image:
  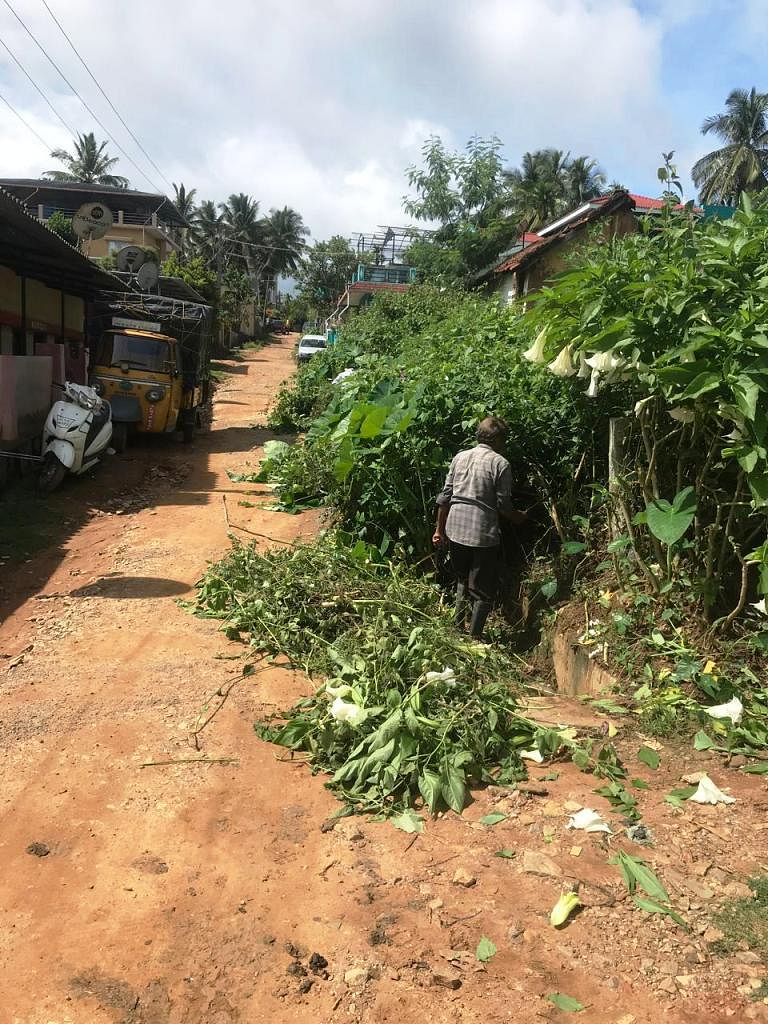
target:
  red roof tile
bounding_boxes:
[630,193,703,214]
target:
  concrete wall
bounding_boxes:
[0,354,52,443]
[0,264,87,445]
[64,294,84,339]
[88,224,176,262]
[0,266,21,326]
[26,279,61,333]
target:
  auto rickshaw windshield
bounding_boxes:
[97,333,171,372]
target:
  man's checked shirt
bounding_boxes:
[436,443,513,548]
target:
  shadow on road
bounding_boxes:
[69,575,190,599]
[0,351,294,623]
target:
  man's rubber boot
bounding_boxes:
[454,582,470,628]
[470,599,492,640]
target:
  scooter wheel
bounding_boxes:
[37,453,67,494]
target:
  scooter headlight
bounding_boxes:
[92,379,105,396]
[145,387,165,403]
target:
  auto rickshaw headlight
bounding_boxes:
[146,387,165,403]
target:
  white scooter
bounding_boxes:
[38,382,114,493]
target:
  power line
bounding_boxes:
[229,236,308,254]
[0,34,75,136]
[39,0,173,191]
[0,86,53,150]
[2,0,163,193]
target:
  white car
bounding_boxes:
[297,334,327,362]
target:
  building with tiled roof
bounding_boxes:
[477,190,705,304]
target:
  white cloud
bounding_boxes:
[0,0,739,233]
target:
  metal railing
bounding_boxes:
[352,263,416,285]
[32,205,175,233]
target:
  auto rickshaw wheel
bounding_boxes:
[111,422,128,453]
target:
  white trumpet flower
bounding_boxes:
[425,667,456,683]
[520,748,544,763]
[567,808,612,834]
[576,352,591,379]
[330,697,365,726]
[704,696,743,725]
[523,327,548,364]
[689,775,736,805]
[585,350,620,373]
[548,345,576,377]
[634,396,653,417]
[586,370,601,398]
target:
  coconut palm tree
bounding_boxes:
[170,183,197,255]
[505,149,606,229]
[172,182,197,219]
[692,87,768,204]
[44,132,128,187]
[505,149,570,230]
[220,192,264,290]
[191,199,227,267]
[563,156,606,207]
[261,206,310,277]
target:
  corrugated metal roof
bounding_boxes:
[0,178,188,227]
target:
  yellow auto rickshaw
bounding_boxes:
[89,296,211,451]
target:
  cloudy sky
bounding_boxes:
[0,0,765,240]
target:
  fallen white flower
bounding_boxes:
[523,327,548,364]
[689,775,736,805]
[548,345,576,378]
[332,368,356,385]
[751,598,767,616]
[669,406,695,423]
[567,808,613,834]
[704,696,744,725]
[330,697,365,726]
[425,667,456,683]
[520,749,544,763]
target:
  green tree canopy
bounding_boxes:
[160,252,216,301]
[296,236,358,314]
[403,135,521,283]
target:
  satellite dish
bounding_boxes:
[116,245,146,272]
[136,261,159,291]
[72,202,113,240]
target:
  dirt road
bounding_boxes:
[1,336,765,1024]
